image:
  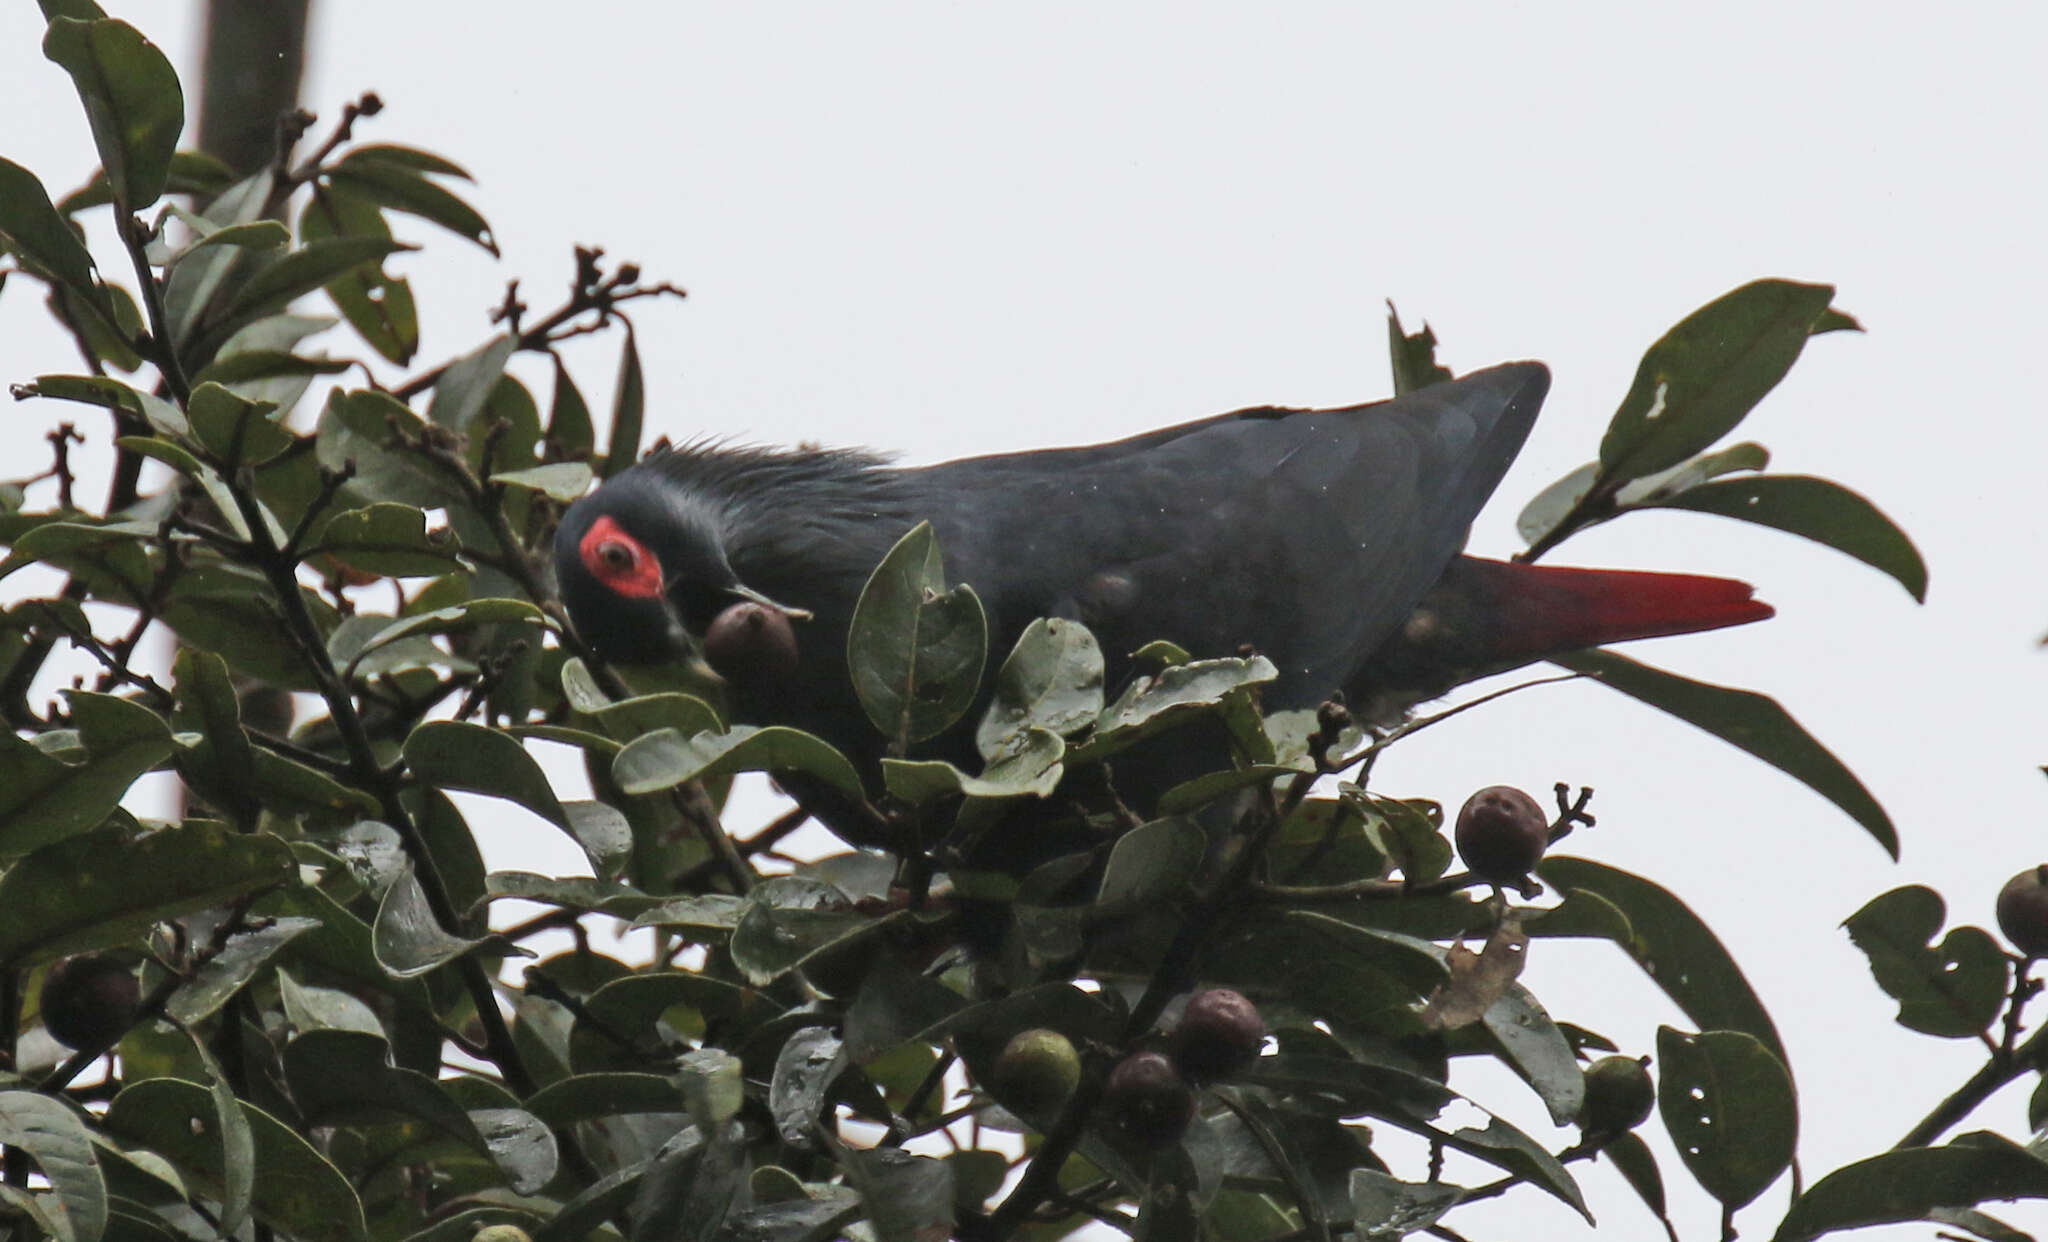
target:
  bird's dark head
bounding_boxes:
[555,464,771,668]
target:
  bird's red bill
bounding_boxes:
[579,514,664,598]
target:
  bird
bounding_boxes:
[553,362,1772,834]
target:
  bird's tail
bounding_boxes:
[1435,556,1774,666]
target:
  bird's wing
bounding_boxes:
[913,362,1550,705]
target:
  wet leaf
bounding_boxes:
[0,1090,105,1242]
[104,1079,366,1242]
[975,616,1105,759]
[371,863,486,978]
[848,522,988,749]
[614,724,865,804]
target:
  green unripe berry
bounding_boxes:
[1578,1054,1655,1136]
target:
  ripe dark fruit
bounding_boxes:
[703,601,800,683]
[992,1028,1082,1116]
[1170,988,1265,1081]
[1996,866,2048,957]
[1455,785,1550,882]
[39,955,141,1051]
[1103,1050,1195,1150]
[1578,1054,1656,1136]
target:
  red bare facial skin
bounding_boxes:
[578,514,664,599]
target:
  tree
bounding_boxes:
[0,8,2042,1242]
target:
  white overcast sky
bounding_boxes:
[3,4,2047,1239]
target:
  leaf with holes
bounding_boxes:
[1656,1026,1796,1210]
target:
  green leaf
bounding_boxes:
[168,218,289,260]
[164,917,320,1025]
[729,878,869,987]
[1349,1167,1462,1240]
[525,1073,684,1130]
[0,518,155,605]
[582,689,724,743]
[1536,856,1786,1065]
[315,388,466,510]
[426,334,513,432]
[1237,1055,1588,1219]
[842,1146,954,1242]
[1386,302,1453,396]
[882,727,1064,803]
[1599,279,1848,483]
[187,382,291,467]
[118,435,259,541]
[276,968,385,1038]
[1516,442,1769,546]
[55,280,143,371]
[1094,817,1206,911]
[1603,1132,1674,1232]
[193,347,349,387]
[0,820,295,965]
[1552,648,1897,857]
[1076,653,1279,760]
[1655,1026,1796,1210]
[18,373,186,438]
[1775,1135,2048,1242]
[338,599,544,676]
[281,1028,487,1148]
[615,724,866,804]
[1652,473,1927,602]
[401,719,568,828]
[485,872,663,920]
[218,236,413,328]
[327,159,497,254]
[974,616,1105,760]
[601,327,644,479]
[847,522,988,748]
[0,690,174,858]
[490,461,593,502]
[0,1091,105,1242]
[0,157,106,313]
[1345,789,1451,884]
[334,144,472,178]
[58,148,233,214]
[169,648,256,819]
[160,564,334,691]
[546,356,594,457]
[298,181,417,364]
[104,1079,367,1242]
[42,18,184,210]
[161,168,273,346]
[176,1022,255,1239]
[372,863,487,978]
[308,503,464,577]
[1842,886,2007,1038]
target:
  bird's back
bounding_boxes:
[902,362,1550,706]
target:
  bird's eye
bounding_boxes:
[596,539,637,573]
[577,515,664,599]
